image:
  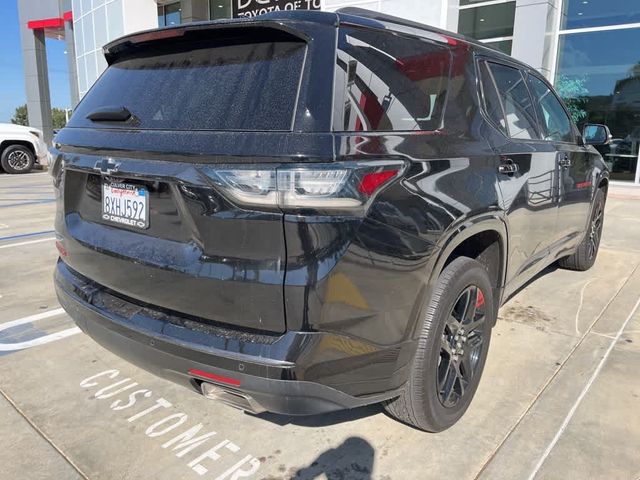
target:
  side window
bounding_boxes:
[527,74,575,143]
[486,62,539,140]
[334,28,451,132]
[479,61,507,136]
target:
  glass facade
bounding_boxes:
[459,0,495,5]
[157,1,232,26]
[157,2,181,27]
[72,0,125,98]
[556,4,640,184]
[458,1,515,55]
[561,0,640,30]
[458,2,516,39]
[209,0,232,20]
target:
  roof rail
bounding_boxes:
[335,7,523,62]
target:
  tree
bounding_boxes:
[11,104,28,126]
[52,108,67,129]
[10,104,68,129]
[555,75,589,123]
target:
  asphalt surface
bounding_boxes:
[1,170,639,480]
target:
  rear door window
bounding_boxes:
[484,62,540,140]
[334,27,451,132]
[527,74,576,143]
[479,61,508,136]
[69,39,307,131]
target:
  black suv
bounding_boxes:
[52,8,610,432]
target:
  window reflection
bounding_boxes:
[335,28,451,132]
[482,39,512,56]
[70,40,306,131]
[479,62,508,135]
[487,62,539,140]
[527,74,575,143]
[556,28,640,182]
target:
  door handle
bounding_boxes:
[498,159,519,175]
[559,155,572,168]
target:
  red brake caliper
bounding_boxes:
[475,289,485,308]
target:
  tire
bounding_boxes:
[558,188,605,272]
[1,144,35,174]
[385,257,495,432]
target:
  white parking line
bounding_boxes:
[0,237,55,249]
[0,308,81,352]
[0,172,50,180]
[528,295,640,479]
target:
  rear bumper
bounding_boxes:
[35,140,50,165]
[55,260,403,415]
[36,150,51,166]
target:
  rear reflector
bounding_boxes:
[188,368,241,387]
[55,240,68,257]
[358,170,398,195]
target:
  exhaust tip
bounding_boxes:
[200,382,266,414]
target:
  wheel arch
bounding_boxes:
[428,214,508,322]
[597,175,609,193]
[0,139,37,158]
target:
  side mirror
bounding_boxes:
[583,124,611,146]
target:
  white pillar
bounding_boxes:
[511,0,562,80]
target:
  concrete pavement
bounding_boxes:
[1,171,639,479]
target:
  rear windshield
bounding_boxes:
[69,39,306,131]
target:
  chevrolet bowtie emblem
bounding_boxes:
[94,158,121,175]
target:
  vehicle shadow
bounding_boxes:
[288,436,374,480]
[251,403,383,427]
[502,263,559,304]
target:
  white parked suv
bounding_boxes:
[0,123,50,174]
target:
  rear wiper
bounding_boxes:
[86,106,133,122]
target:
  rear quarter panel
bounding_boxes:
[282,40,505,393]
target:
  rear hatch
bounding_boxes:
[53,17,338,334]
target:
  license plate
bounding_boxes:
[102,181,149,229]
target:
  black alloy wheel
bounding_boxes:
[586,199,603,261]
[559,187,606,271]
[384,257,496,432]
[438,285,487,408]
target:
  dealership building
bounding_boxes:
[17,0,640,185]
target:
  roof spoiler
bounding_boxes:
[102,18,315,65]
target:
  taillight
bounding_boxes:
[214,169,278,207]
[205,161,405,212]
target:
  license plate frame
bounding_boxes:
[101,180,149,229]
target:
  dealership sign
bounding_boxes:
[233,0,321,17]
